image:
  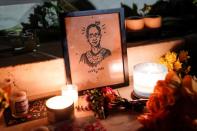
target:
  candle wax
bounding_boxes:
[46,96,73,110]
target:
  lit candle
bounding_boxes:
[45,96,74,123]
[61,84,78,102]
[133,62,167,98]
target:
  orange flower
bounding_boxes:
[147,80,177,113]
[165,71,181,86]
[174,59,182,71]
[182,75,197,100]
[179,50,190,62]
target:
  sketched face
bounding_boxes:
[87,26,101,47]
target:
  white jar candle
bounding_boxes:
[46,96,74,123]
[133,62,167,98]
[10,91,29,118]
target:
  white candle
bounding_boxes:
[45,96,74,123]
[46,96,73,110]
[61,84,78,102]
[133,62,167,98]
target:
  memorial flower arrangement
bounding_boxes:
[76,49,196,131]
[137,50,196,130]
[138,71,197,130]
[80,87,145,119]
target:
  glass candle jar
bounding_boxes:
[46,96,74,123]
[133,62,167,98]
[10,90,29,118]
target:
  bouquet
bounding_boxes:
[138,71,197,130]
[80,87,145,119]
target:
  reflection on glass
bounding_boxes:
[110,61,123,73]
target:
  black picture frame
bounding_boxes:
[60,8,129,92]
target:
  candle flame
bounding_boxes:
[62,85,78,102]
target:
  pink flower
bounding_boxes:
[102,87,117,103]
[102,87,115,95]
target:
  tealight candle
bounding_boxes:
[45,96,74,123]
[61,84,78,102]
[133,62,167,98]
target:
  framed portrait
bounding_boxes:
[60,8,129,92]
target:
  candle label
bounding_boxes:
[15,100,29,113]
[10,91,29,118]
